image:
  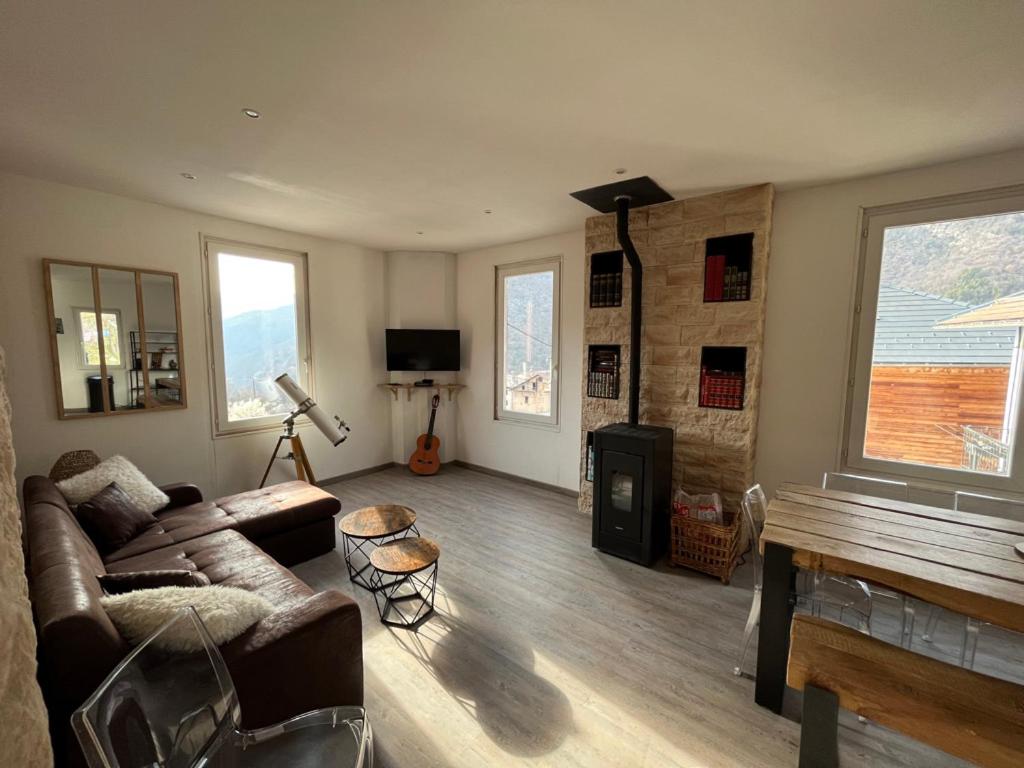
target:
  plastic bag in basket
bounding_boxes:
[672,489,723,525]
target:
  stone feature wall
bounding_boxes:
[579,184,773,516]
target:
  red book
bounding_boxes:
[712,254,726,301]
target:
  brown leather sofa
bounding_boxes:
[23,475,363,768]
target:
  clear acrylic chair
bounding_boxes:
[921,490,1024,667]
[72,607,373,768]
[822,471,916,648]
[733,484,871,677]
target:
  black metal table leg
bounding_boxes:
[755,542,796,713]
[342,524,421,592]
[371,561,438,630]
[799,685,840,768]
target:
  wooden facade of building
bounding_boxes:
[864,365,1010,470]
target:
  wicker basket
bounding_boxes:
[670,509,743,584]
[49,450,101,482]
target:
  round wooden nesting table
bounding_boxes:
[338,505,419,591]
[369,537,441,629]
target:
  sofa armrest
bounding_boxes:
[159,483,203,509]
[221,590,363,728]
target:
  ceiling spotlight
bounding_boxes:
[180,172,197,180]
[416,231,424,235]
[615,168,627,175]
[242,108,261,119]
[483,209,493,214]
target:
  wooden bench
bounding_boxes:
[787,615,1024,768]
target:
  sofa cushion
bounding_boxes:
[56,455,169,514]
[102,481,341,563]
[75,482,158,555]
[103,501,236,563]
[213,481,341,539]
[105,529,315,609]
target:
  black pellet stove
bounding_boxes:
[571,177,674,567]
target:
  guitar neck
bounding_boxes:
[426,407,437,439]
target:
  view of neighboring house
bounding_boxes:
[865,286,1020,473]
[506,371,552,414]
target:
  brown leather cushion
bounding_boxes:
[104,501,236,563]
[98,570,211,594]
[102,481,341,563]
[105,529,315,609]
[213,481,341,539]
[75,483,158,555]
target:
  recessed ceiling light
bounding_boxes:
[416,231,424,235]
[242,108,261,119]
[180,172,197,180]
[615,168,627,175]
[483,209,493,214]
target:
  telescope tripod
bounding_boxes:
[259,416,316,488]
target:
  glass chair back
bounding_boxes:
[823,471,908,502]
[954,490,1024,522]
[72,607,240,768]
[741,484,768,588]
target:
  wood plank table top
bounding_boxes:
[339,504,417,538]
[766,483,1024,633]
[370,537,440,575]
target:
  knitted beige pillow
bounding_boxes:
[101,585,274,651]
[57,455,169,514]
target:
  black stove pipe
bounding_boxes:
[615,194,641,425]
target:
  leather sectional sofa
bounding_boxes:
[22,475,362,768]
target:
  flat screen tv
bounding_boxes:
[386,329,461,371]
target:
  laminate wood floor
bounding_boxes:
[294,465,993,768]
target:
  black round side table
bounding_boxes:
[338,505,418,591]
[369,537,440,630]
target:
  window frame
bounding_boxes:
[202,236,313,437]
[494,256,561,428]
[74,306,124,369]
[842,184,1024,494]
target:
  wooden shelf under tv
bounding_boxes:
[379,383,466,402]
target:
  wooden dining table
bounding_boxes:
[754,482,1024,713]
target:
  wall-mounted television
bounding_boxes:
[386,329,461,371]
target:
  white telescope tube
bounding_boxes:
[274,373,348,446]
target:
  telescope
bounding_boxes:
[259,373,350,487]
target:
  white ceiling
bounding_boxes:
[2,1,1023,252]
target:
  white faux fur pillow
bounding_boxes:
[101,585,274,651]
[56,455,169,514]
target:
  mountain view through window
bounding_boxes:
[217,253,300,422]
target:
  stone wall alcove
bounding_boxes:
[579,183,774,516]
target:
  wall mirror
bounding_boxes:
[44,259,186,418]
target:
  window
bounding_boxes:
[495,258,560,425]
[844,186,1024,491]
[75,308,122,367]
[204,238,310,434]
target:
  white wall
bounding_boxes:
[455,230,584,491]
[757,147,1024,497]
[384,251,459,464]
[0,172,391,497]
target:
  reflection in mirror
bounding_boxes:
[48,263,102,417]
[139,273,184,409]
[45,260,186,418]
[97,269,138,411]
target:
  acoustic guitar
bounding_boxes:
[409,394,442,475]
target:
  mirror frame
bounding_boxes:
[43,258,187,419]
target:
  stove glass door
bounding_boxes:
[600,450,644,541]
